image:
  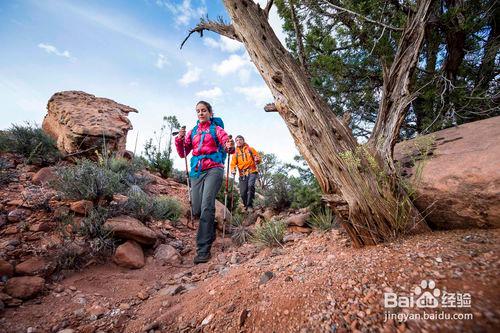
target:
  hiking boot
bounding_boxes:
[193,253,211,264]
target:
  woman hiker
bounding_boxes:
[230,135,261,212]
[175,101,234,264]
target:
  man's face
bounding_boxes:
[236,137,245,147]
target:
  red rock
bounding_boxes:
[15,257,52,276]
[113,241,145,269]
[154,244,182,265]
[31,167,56,185]
[0,259,14,277]
[3,225,18,235]
[69,200,93,215]
[42,91,137,157]
[285,212,311,227]
[394,116,500,229]
[4,276,45,299]
[103,215,157,245]
[287,226,312,234]
[215,200,231,228]
[29,221,52,232]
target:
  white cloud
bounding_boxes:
[212,54,252,76]
[155,53,168,69]
[196,87,223,99]
[38,43,74,60]
[178,62,202,86]
[156,0,207,26]
[234,85,273,107]
[203,36,243,53]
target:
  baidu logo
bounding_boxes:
[384,279,471,309]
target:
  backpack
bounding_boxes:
[189,117,227,178]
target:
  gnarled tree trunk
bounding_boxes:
[183,0,434,247]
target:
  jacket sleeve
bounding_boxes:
[175,130,193,158]
[251,147,261,164]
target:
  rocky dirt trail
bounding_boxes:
[2,227,498,333]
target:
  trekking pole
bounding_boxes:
[229,172,235,223]
[222,135,232,250]
[174,126,194,228]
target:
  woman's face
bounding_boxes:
[196,103,212,122]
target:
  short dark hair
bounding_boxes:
[196,101,213,114]
[235,135,244,140]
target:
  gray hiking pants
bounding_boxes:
[191,167,224,255]
[239,172,258,208]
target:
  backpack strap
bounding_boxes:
[188,121,226,178]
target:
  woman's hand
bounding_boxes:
[225,138,234,150]
[177,127,186,139]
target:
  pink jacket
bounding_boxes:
[175,121,233,172]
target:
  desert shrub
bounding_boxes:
[252,220,286,247]
[53,159,125,203]
[153,196,182,221]
[230,213,252,246]
[310,208,337,232]
[122,189,182,222]
[0,123,60,165]
[79,206,116,256]
[55,244,86,270]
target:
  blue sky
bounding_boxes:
[0,0,298,169]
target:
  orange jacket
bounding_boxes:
[230,144,261,175]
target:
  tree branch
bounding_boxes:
[180,17,240,49]
[323,0,404,31]
[289,0,308,72]
[264,0,274,18]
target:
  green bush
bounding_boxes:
[263,173,292,211]
[144,138,173,178]
[0,123,60,165]
[122,189,182,222]
[53,159,125,203]
[252,220,286,247]
[310,208,337,232]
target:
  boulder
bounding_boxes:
[69,200,93,215]
[394,116,500,229]
[4,276,45,299]
[215,200,231,229]
[154,244,182,265]
[32,167,56,185]
[103,215,157,245]
[15,257,53,276]
[113,241,145,269]
[42,91,137,157]
[285,212,310,227]
[0,259,14,277]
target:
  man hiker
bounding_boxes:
[230,135,261,212]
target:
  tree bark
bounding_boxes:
[190,0,433,246]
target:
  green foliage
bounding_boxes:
[171,168,188,184]
[310,208,337,232]
[122,188,182,222]
[143,115,180,178]
[252,220,286,248]
[263,173,292,211]
[230,213,252,246]
[53,159,125,202]
[274,0,499,139]
[0,123,60,165]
